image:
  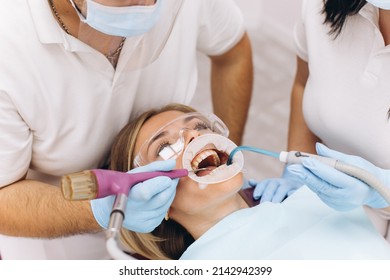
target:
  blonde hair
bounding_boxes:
[109,103,197,260]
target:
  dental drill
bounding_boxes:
[61,168,199,259]
[227,146,390,204]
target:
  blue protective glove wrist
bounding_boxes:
[90,159,178,233]
[287,143,390,211]
[249,165,304,203]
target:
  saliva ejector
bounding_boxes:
[227,146,390,205]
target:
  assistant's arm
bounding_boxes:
[249,57,315,203]
[0,180,101,238]
[288,56,320,153]
[209,32,253,145]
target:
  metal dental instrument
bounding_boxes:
[227,146,390,204]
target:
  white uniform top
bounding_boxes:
[0,0,245,259]
[294,0,390,241]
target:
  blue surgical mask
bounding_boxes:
[69,0,162,37]
[366,0,390,10]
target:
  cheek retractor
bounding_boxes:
[182,134,244,186]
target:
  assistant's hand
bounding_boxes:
[249,165,303,203]
[90,159,178,233]
[287,143,390,211]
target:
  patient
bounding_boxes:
[109,103,390,260]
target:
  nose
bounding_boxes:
[180,129,201,145]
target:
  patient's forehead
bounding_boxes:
[134,110,186,153]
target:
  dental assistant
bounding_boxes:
[0,0,253,259]
[255,0,390,241]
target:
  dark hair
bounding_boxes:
[322,0,367,37]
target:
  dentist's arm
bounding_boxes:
[0,160,178,238]
[210,33,253,146]
[0,180,101,238]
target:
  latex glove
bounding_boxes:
[287,143,390,211]
[249,165,304,203]
[90,159,178,233]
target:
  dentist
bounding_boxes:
[0,0,252,259]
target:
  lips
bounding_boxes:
[191,148,229,176]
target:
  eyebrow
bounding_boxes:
[148,115,199,144]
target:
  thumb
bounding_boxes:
[129,159,176,174]
[130,176,176,201]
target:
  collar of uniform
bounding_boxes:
[28,0,64,44]
[28,0,90,54]
[359,3,380,29]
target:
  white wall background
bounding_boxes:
[191,0,303,180]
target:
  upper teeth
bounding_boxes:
[191,149,220,170]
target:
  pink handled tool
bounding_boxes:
[61,168,189,201]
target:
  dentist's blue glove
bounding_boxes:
[90,159,178,233]
[249,165,304,203]
[287,143,390,211]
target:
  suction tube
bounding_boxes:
[227,146,279,165]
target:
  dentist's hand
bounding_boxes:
[287,143,390,211]
[90,159,178,233]
[249,165,303,203]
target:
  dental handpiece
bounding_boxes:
[228,146,390,204]
[61,168,190,201]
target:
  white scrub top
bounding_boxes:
[0,0,245,259]
[295,0,390,168]
[294,0,390,241]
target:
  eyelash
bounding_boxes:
[154,121,212,157]
[192,121,211,131]
[155,141,171,157]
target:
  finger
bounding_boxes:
[302,157,363,190]
[252,180,270,199]
[124,212,165,233]
[259,182,278,203]
[270,185,289,203]
[315,143,355,163]
[248,179,258,187]
[129,159,176,173]
[141,182,177,210]
[130,177,177,201]
[125,193,176,232]
[287,164,337,195]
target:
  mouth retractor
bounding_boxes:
[182,134,244,185]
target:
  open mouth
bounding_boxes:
[182,134,244,185]
[191,148,229,177]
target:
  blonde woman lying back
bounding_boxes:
[107,103,390,260]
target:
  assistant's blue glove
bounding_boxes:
[287,143,390,211]
[90,159,178,233]
[249,165,304,203]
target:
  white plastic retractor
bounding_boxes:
[182,134,244,185]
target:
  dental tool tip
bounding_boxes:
[189,168,210,172]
